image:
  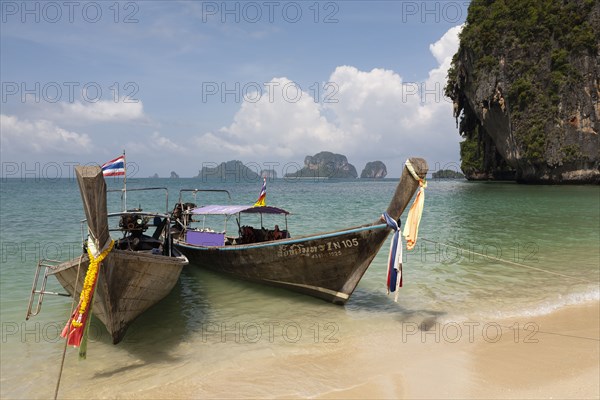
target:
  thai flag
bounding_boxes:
[253,177,266,207]
[101,156,125,176]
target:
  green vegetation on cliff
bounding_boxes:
[446,0,599,183]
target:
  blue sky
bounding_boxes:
[1,1,468,178]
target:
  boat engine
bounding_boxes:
[119,213,148,234]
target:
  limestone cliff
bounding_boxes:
[360,161,387,179]
[285,151,358,179]
[446,0,599,183]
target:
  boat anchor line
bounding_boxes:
[55,254,85,400]
[421,238,594,284]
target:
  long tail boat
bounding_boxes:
[26,166,188,344]
[172,158,427,304]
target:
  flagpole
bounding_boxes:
[123,149,127,212]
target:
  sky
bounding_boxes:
[1,1,469,178]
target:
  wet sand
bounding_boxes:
[319,301,600,399]
[126,301,599,399]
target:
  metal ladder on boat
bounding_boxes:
[25,259,71,320]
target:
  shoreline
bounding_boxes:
[467,301,600,399]
[318,300,600,399]
[119,300,599,399]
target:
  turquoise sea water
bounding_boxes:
[1,177,599,398]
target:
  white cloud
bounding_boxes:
[430,25,463,66]
[190,25,463,174]
[194,77,345,160]
[325,66,412,144]
[148,132,185,152]
[125,131,186,154]
[0,114,92,155]
[426,25,463,102]
[60,99,145,122]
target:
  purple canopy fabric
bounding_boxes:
[190,205,290,215]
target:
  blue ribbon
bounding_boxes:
[383,212,401,293]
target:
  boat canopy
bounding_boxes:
[190,205,290,216]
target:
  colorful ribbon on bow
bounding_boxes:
[383,212,402,302]
[62,239,114,351]
[403,159,426,250]
[382,160,427,302]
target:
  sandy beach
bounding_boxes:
[120,301,599,399]
[318,301,600,399]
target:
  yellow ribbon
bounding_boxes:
[402,160,426,250]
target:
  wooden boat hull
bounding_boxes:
[174,157,428,305]
[175,223,390,304]
[50,249,187,344]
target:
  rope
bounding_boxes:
[405,159,427,188]
[54,252,84,400]
[421,238,592,284]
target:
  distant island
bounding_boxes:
[193,155,389,180]
[149,172,179,178]
[261,169,277,179]
[360,161,387,179]
[284,151,358,179]
[432,169,465,179]
[197,160,261,182]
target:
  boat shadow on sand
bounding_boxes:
[87,265,327,365]
[347,288,449,329]
[86,275,445,380]
[83,268,211,369]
